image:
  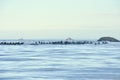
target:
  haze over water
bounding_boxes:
[0,0,120,39]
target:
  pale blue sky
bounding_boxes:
[0,0,120,39]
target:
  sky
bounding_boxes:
[0,0,120,40]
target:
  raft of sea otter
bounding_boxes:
[0,41,108,45]
[0,42,24,45]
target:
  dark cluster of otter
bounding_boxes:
[0,42,24,45]
[0,41,108,45]
[31,41,108,45]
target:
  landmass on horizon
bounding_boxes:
[0,37,119,45]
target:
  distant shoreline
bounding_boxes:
[0,37,119,45]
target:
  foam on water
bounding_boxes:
[0,43,120,80]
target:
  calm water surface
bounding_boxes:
[0,44,120,80]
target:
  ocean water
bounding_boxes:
[0,43,120,80]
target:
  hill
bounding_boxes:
[98,37,120,42]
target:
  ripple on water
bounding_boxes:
[0,44,120,80]
[0,57,38,61]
